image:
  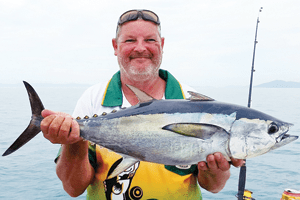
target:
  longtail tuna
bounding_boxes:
[2,81,298,178]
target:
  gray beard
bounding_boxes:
[118,59,162,82]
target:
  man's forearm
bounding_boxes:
[56,140,95,197]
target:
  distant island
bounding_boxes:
[256,80,300,88]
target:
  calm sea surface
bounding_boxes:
[0,85,299,200]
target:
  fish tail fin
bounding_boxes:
[2,81,45,156]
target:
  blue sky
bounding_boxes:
[0,0,299,87]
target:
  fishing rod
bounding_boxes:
[237,7,263,200]
[248,7,263,108]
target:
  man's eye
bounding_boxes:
[146,39,156,42]
[125,39,135,42]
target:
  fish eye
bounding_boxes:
[268,123,279,134]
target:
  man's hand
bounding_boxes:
[197,153,244,193]
[40,109,82,144]
[40,109,94,197]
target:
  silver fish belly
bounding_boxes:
[79,112,232,165]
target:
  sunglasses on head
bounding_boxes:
[116,9,160,33]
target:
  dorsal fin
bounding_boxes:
[187,91,215,101]
[126,84,155,103]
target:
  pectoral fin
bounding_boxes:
[107,155,140,179]
[162,123,228,139]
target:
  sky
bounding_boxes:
[0,0,299,87]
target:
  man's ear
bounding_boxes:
[161,37,165,49]
[160,37,165,54]
[112,38,118,56]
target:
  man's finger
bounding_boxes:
[231,158,245,167]
[40,115,56,135]
[214,153,230,171]
[48,116,65,137]
[68,120,82,144]
[41,109,56,118]
[58,117,73,140]
[198,161,208,171]
[206,154,218,170]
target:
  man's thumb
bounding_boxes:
[41,109,56,118]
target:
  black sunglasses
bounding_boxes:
[116,9,160,33]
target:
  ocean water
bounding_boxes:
[0,85,299,200]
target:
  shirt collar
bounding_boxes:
[101,69,185,107]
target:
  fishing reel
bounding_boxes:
[235,190,255,200]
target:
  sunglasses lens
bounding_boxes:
[118,10,160,25]
[141,10,159,23]
[119,10,138,24]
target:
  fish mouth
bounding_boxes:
[275,129,290,143]
[272,134,298,151]
[272,124,298,151]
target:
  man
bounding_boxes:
[41,9,243,199]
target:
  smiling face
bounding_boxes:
[112,20,165,82]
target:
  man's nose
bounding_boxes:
[134,40,147,52]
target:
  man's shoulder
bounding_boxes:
[73,80,116,117]
[80,80,111,99]
[86,81,110,93]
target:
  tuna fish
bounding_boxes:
[2,81,298,178]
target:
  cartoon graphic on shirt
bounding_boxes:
[104,159,142,200]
